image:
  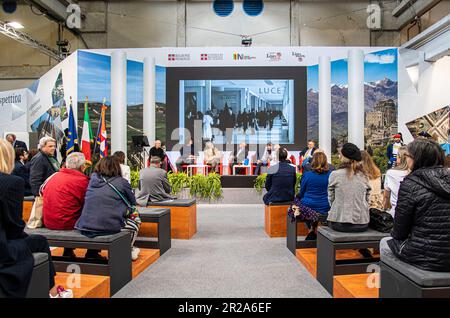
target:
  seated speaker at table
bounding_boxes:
[204,141,221,173]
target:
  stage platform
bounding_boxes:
[220,175,257,188]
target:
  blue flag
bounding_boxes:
[67,101,78,155]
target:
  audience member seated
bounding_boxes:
[149,140,166,170]
[296,152,332,240]
[302,149,335,173]
[204,141,221,173]
[361,150,384,211]
[263,148,297,205]
[6,133,28,151]
[75,156,141,261]
[113,151,131,183]
[383,146,409,216]
[230,142,248,175]
[387,139,450,272]
[29,137,59,197]
[255,142,273,175]
[327,143,370,233]
[42,152,91,259]
[135,156,176,206]
[300,140,317,162]
[0,139,72,298]
[176,138,195,172]
[12,147,32,196]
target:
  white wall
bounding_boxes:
[186,1,290,47]
[106,1,178,48]
[398,55,450,143]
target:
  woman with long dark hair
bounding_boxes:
[76,156,141,261]
[388,139,450,271]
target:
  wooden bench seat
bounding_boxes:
[265,202,308,238]
[0,252,49,298]
[287,214,327,253]
[145,199,197,239]
[334,273,379,298]
[22,196,35,223]
[380,237,450,298]
[25,228,132,296]
[136,208,171,255]
[316,227,389,295]
[296,248,375,278]
[55,273,110,298]
[52,247,159,281]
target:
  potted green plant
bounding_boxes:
[130,169,140,190]
[254,173,267,193]
[167,172,190,196]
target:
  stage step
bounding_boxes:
[333,274,379,298]
[51,247,160,279]
[55,273,110,298]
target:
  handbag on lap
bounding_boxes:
[287,197,320,223]
[27,173,56,229]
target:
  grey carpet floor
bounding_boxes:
[114,204,330,298]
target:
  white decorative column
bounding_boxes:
[111,50,128,156]
[347,48,365,149]
[205,80,212,111]
[143,56,156,146]
[319,56,332,159]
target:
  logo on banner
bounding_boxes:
[233,53,256,61]
[291,52,306,62]
[168,53,190,61]
[266,52,282,62]
[0,93,22,107]
[200,53,224,61]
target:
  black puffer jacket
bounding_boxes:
[390,167,450,271]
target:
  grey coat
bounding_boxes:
[327,169,371,225]
[135,167,175,206]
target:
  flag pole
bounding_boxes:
[92,97,104,157]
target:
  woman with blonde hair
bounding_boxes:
[327,143,371,232]
[383,146,410,216]
[204,141,221,173]
[361,150,383,211]
[0,139,72,298]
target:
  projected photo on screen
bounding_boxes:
[179,79,295,144]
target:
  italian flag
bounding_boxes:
[81,100,93,164]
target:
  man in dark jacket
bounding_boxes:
[12,147,32,196]
[388,139,450,272]
[6,133,28,151]
[29,137,59,196]
[263,148,297,205]
[300,140,317,162]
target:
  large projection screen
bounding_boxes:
[166,67,307,150]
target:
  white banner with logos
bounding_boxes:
[0,88,28,137]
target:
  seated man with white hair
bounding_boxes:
[42,152,91,258]
[29,136,60,196]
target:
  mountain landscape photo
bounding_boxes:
[307,77,398,146]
